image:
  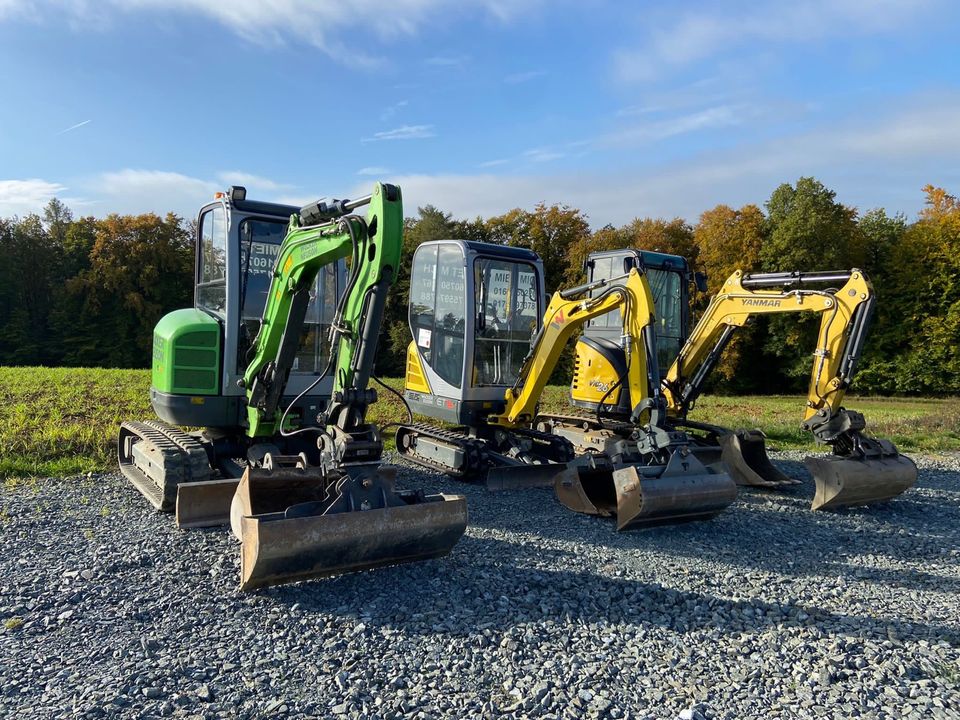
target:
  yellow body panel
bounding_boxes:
[404,341,432,394]
[570,341,623,406]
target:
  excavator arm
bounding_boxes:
[663,269,873,426]
[225,182,465,590]
[242,186,400,437]
[492,269,661,427]
[663,267,915,510]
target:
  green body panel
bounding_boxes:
[151,308,221,395]
[243,183,403,437]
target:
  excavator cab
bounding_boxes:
[571,249,692,415]
[404,240,545,425]
[399,241,576,487]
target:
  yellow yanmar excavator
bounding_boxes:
[396,240,736,529]
[567,249,917,511]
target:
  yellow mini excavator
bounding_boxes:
[396,240,736,529]
[567,249,917,512]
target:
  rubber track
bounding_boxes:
[396,424,488,480]
[396,423,574,478]
[118,421,210,512]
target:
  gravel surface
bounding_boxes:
[1,452,959,719]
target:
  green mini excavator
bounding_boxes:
[119,183,466,590]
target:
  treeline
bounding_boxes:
[1,178,958,394]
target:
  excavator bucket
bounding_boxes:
[555,452,737,529]
[719,429,802,488]
[485,463,562,490]
[176,478,240,528]
[228,465,467,591]
[805,452,917,511]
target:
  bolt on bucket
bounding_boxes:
[719,429,801,488]
[229,465,467,591]
[555,451,737,529]
[805,452,917,511]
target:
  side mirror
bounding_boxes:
[694,271,709,293]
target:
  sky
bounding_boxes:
[0,0,958,226]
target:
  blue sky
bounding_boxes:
[1,0,958,225]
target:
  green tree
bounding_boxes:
[691,204,767,386]
[873,185,960,393]
[485,203,591,294]
[380,206,459,376]
[71,213,193,367]
[760,178,864,389]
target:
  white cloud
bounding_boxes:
[356,167,393,176]
[380,100,409,122]
[0,178,68,216]
[615,0,939,83]
[361,124,436,142]
[0,0,540,66]
[356,96,960,225]
[56,119,92,135]
[523,148,564,163]
[504,70,545,84]
[599,105,743,147]
[478,158,510,168]
[216,171,289,192]
[92,169,219,216]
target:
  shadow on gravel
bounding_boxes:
[453,462,960,594]
[258,533,960,649]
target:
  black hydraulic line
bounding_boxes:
[680,324,737,412]
[740,270,853,288]
[838,294,876,381]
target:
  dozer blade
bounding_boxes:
[485,463,562,490]
[176,478,240,528]
[555,452,737,529]
[229,465,467,591]
[805,453,917,511]
[719,429,802,488]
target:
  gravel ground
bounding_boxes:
[1,451,958,720]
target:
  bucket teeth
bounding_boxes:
[555,452,737,529]
[805,452,917,511]
[229,465,467,591]
[719,430,802,487]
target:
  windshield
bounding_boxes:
[238,218,337,374]
[647,267,684,370]
[473,258,540,386]
[585,254,685,373]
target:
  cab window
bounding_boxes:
[473,258,540,386]
[408,244,466,388]
[197,206,227,313]
[237,217,336,374]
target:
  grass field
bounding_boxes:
[1,366,958,480]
